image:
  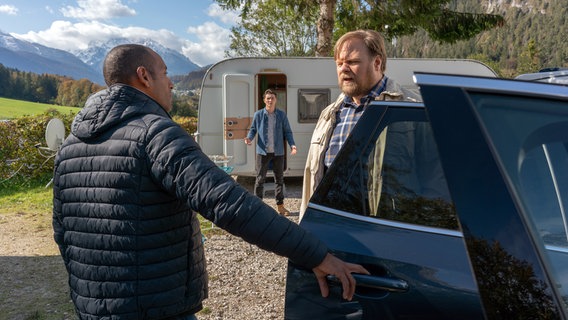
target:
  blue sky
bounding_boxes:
[0,0,240,66]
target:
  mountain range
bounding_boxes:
[0,32,201,85]
[1,0,565,87]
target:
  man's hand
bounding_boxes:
[244,138,252,145]
[312,253,369,301]
[290,145,297,155]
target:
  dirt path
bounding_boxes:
[0,176,302,319]
[0,210,75,319]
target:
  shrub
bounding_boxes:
[1,113,198,187]
[173,116,198,136]
[0,120,18,179]
[0,109,76,185]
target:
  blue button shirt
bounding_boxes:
[247,108,295,156]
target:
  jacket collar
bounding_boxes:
[72,84,168,140]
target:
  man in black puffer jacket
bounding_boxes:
[52,44,367,319]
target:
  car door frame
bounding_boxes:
[286,101,483,319]
[416,72,568,319]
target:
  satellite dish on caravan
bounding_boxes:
[45,118,65,151]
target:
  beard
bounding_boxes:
[338,69,376,99]
[340,79,376,100]
[340,80,365,98]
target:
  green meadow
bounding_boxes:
[0,97,79,119]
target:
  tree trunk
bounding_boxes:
[315,0,336,57]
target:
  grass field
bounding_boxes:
[0,97,79,119]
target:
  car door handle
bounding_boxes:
[327,273,409,293]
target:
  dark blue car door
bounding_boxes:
[416,73,568,319]
[285,101,484,319]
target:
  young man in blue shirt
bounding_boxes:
[245,89,297,215]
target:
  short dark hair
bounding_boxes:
[263,89,276,99]
[103,44,156,86]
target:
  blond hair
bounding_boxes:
[334,30,387,72]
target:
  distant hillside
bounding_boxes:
[172,66,210,91]
[390,0,567,76]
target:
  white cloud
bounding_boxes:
[10,1,241,67]
[0,4,18,15]
[15,19,230,66]
[61,0,136,20]
[17,21,116,51]
[16,20,181,52]
[176,4,240,66]
[207,3,240,25]
[183,21,232,67]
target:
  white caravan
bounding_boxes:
[195,57,497,177]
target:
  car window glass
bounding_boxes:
[314,114,459,230]
[372,121,458,229]
[470,94,568,249]
[469,93,568,303]
[519,142,568,248]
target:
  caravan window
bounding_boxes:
[298,89,331,123]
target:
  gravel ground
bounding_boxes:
[199,176,302,319]
[0,176,303,319]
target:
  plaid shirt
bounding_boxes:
[325,77,388,167]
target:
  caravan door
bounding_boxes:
[223,74,256,175]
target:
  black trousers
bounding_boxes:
[254,153,285,205]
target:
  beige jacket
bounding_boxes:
[299,79,421,219]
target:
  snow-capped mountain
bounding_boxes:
[0,32,104,84]
[0,33,200,86]
[74,38,200,79]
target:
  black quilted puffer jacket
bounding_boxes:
[52,84,328,319]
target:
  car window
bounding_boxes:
[313,106,459,230]
[519,141,568,248]
[468,93,568,303]
[469,93,568,248]
[374,121,457,229]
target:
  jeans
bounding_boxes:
[254,153,285,205]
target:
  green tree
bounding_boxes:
[224,0,319,57]
[55,78,104,107]
[336,0,504,43]
[171,94,199,117]
[216,0,504,57]
[467,53,502,77]
[516,39,542,75]
[391,1,567,77]
[0,64,101,106]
